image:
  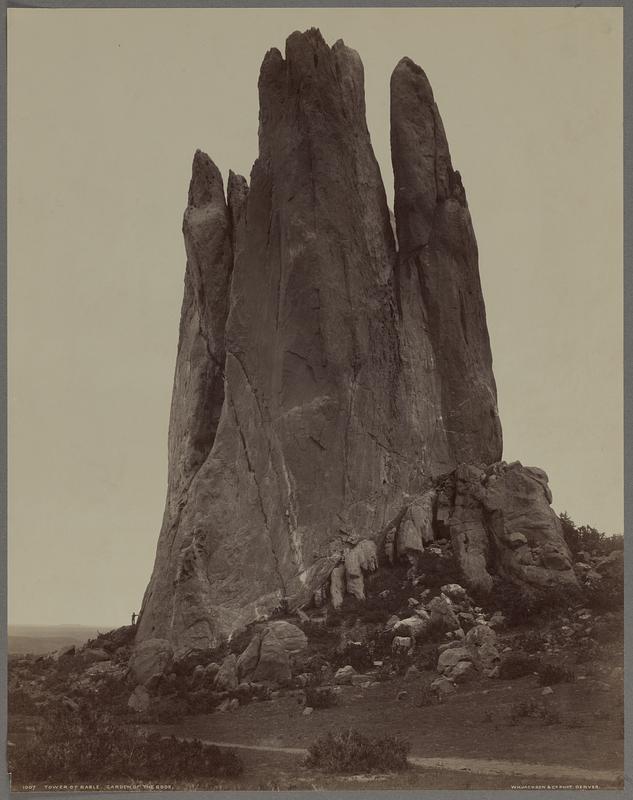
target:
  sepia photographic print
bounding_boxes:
[6,3,626,793]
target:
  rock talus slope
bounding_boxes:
[137,30,570,649]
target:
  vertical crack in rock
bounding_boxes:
[227,388,288,601]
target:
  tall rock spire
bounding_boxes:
[136,33,521,650]
[136,150,233,646]
[391,57,502,465]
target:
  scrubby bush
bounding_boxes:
[145,695,188,724]
[85,625,137,654]
[583,573,624,613]
[537,663,574,687]
[498,652,540,680]
[305,686,337,709]
[8,705,243,784]
[493,580,581,626]
[508,698,541,724]
[332,643,374,673]
[508,698,561,726]
[517,631,548,655]
[300,620,335,642]
[305,729,410,773]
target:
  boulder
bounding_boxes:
[437,646,476,675]
[128,685,150,714]
[344,540,378,601]
[267,621,308,654]
[84,661,122,678]
[428,596,460,632]
[334,665,356,685]
[394,615,430,640]
[506,531,528,549]
[330,564,346,609]
[82,648,111,663]
[128,639,173,686]
[438,640,463,654]
[477,642,500,672]
[205,662,220,678]
[392,636,412,653]
[441,584,468,602]
[172,646,215,676]
[448,660,478,683]
[236,632,262,681]
[215,654,239,691]
[488,612,506,629]
[465,624,496,648]
[449,462,577,594]
[251,631,291,684]
[431,676,456,696]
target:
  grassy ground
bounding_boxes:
[139,665,623,790]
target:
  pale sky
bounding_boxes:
[8,8,623,626]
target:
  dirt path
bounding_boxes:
[174,736,623,785]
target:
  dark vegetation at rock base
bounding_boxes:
[9,705,243,785]
[305,729,410,773]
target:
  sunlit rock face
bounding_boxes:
[137,29,506,649]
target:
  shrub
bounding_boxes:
[498,652,540,680]
[583,573,624,613]
[304,686,337,710]
[332,643,374,673]
[301,621,336,642]
[8,705,242,784]
[509,699,561,726]
[305,729,409,773]
[493,580,581,626]
[508,698,540,724]
[82,625,137,658]
[560,513,623,557]
[537,663,574,687]
[145,695,188,724]
[517,631,548,655]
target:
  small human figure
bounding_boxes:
[131,612,137,625]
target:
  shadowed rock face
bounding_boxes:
[138,30,508,649]
[391,58,502,465]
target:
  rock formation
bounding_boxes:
[137,29,573,651]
